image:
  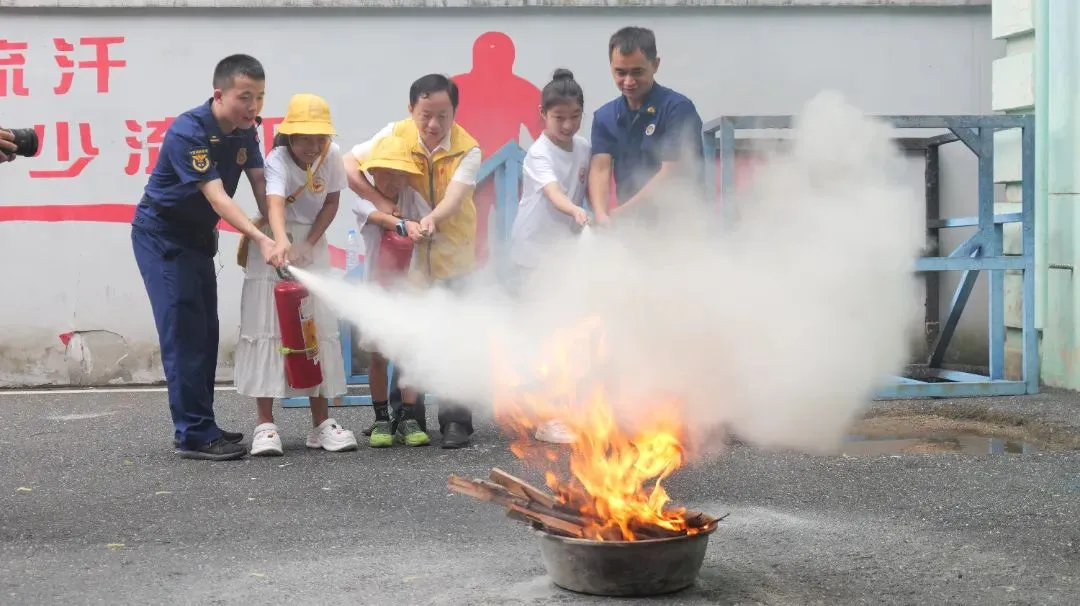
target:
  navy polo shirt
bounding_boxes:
[590,83,705,204]
[134,99,264,236]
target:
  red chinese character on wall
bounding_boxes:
[124,118,175,175]
[259,116,283,157]
[29,122,100,179]
[0,39,29,97]
[53,36,127,95]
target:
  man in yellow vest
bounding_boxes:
[344,74,481,449]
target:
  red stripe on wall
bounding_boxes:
[0,204,350,269]
[0,203,136,223]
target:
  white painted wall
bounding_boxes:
[0,6,999,386]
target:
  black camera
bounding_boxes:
[0,126,40,157]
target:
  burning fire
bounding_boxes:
[492,316,698,541]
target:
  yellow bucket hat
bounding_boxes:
[359,136,422,175]
[277,93,337,136]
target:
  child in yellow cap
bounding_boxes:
[348,135,433,448]
[234,93,357,456]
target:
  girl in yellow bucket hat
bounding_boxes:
[234,93,358,456]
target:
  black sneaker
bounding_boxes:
[441,422,471,449]
[173,429,243,449]
[177,437,247,461]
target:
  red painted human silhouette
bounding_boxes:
[452,31,544,263]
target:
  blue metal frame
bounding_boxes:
[703,114,1038,399]
[478,142,527,283]
[281,141,527,409]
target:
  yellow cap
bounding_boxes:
[359,136,422,175]
[277,93,337,136]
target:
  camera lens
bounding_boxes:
[1,127,39,158]
[10,127,39,158]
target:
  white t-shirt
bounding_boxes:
[349,121,482,186]
[265,142,348,224]
[352,185,428,282]
[509,133,591,268]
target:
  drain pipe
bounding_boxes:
[1034,0,1049,331]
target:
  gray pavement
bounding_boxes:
[0,388,1078,605]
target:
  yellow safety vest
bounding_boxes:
[390,119,480,282]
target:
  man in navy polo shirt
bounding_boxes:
[131,54,288,461]
[588,26,705,224]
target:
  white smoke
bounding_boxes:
[290,91,925,458]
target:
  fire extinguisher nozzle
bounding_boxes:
[275,264,294,281]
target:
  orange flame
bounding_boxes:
[493,316,696,541]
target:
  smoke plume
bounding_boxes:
[289,91,925,458]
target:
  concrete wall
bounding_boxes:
[989,0,1035,380]
[0,4,998,387]
[997,1,1080,390]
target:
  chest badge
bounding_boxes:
[236,147,248,165]
[190,148,211,173]
[645,123,656,137]
[310,177,326,193]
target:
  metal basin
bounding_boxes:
[537,514,719,597]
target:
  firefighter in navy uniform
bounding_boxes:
[131,54,288,461]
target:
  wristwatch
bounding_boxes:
[395,219,408,237]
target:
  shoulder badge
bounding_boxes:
[236,147,248,165]
[190,148,211,173]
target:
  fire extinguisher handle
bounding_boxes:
[275,264,293,281]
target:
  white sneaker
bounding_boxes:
[535,420,577,444]
[306,418,358,452]
[250,423,284,456]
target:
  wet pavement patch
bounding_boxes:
[840,413,1069,456]
[841,435,1037,456]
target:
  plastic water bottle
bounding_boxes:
[345,229,360,279]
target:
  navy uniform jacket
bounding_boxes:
[133,99,264,245]
[590,83,705,205]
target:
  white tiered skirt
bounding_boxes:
[234,220,347,399]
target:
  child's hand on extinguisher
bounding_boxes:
[259,235,289,268]
[404,220,425,243]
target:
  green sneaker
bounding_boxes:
[394,418,430,447]
[368,420,393,448]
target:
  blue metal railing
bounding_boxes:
[704,114,1039,399]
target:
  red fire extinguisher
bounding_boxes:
[274,266,324,390]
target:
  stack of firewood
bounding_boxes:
[448,468,717,541]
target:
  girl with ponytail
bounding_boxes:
[507,68,592,444]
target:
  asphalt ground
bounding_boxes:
[0,387,1077,605]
